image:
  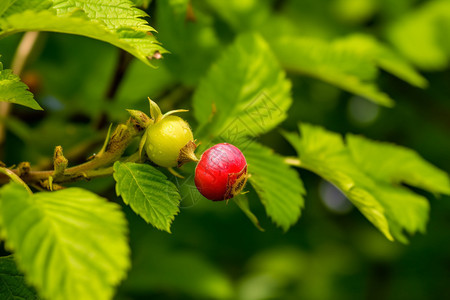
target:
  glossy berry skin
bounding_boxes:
[145,115,193,167]
[195,143,248,201]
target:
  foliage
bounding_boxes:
[0,183,129,300]
[0,60,41,110]
[0,256,38,299]
[0,0,165,67]
[113,162,180,232]
[0,0,449,299]
[283,123,450,242]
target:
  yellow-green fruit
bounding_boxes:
[144,115,194,167]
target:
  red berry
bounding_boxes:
[195,143,248,201]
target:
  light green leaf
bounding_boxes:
[0,183,130,300]
[0,256,39,300]
[0,1,165,67]
[333,34,428,88]
[52,0,152,32]
[283,124,393,240]
[204,0,271,31]
[113,162,181,233]
[0,0,52,18]
[271,36,393,107]
[346,134,450,195]
[271,34,427,106]
[284,123,450,242]
[241,142,305,231]
[387,0,450,70]
[233,195,264,232]
[193,33,292,141]
[0,0,17,17]
[0,62,42,110]
[156,0,221,85]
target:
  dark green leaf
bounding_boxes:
[0,256,39,300]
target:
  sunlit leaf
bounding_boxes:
[0,183,130,300]
[284,123,450,242]
[113,162,181,233]
[0,0,165,67]
[241,142,305,231]
[387,0,450,70]
[193,33,292,141]
[271,34,427,106]
[0,62,42,110]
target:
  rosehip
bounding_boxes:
[144,115,194,168]
[195,143,248,201]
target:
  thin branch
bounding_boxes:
[0,167,33,194]
[95,49,134,129]
[0,117,145,187]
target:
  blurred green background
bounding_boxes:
[1,0,450,299]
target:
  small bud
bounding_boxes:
[127,109,153,129]
[17,162,31,177]
[53,146,68,177]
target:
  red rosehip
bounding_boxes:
[195,143,248,201]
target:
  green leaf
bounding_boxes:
[156,0,221,85]
[0,0,52,18]
[333,34,428,88]
[0,0,165,67]
[282,124,393,239]
[284,123,450,242]
[0,0,17,17]
[204,0,271,31]
[132,0,152,9]
[233,195,264,232]
[346,134,450,195]
[113,162,181,233]
[271,34,427,106]
[0,183,130,300]
[0,62,42,110]
[52,0,152,32]
[0,256,39,300]
[241,142,305,231]
[271,36,393,107]
[193,33,292,141]
[387,0,450,70]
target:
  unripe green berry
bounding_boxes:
[144,115,194,167]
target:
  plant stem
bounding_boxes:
[0,117,145,187]
[95,49,133,129]
[0,167,33,194]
